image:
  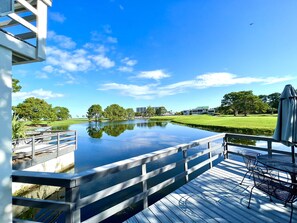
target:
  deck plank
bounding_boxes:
[124,159,297,223]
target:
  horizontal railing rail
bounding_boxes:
[12,130,77,170]
[225,133,292,157]
[12,133,226,223]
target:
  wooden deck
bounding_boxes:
[124,159,297,223]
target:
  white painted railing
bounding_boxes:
[12,132,292,222]
[12,133,226,223]
[13,130,77,170]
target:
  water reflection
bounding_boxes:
[86,121,168,138]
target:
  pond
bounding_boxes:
[28,120,217,222]
[64,119,216,172]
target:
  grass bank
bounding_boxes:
[26,118,89,127]
[150,115,277,136]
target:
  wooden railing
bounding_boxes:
[225,133,292,157]
[12,132,292,222]
[13,130,77,169]
[12,133,226,223]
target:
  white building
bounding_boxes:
[182,106,215,115]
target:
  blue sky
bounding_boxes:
[12,0,297,117]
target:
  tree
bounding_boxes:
[221,91,268,116]
[126,108,135,120]
[238,92,268,116]
[87,104,103,121]
[12,78,22,93]
[156,106,167,116]
[146,106,155,117]
[221,92,242,116]
[104,104,127,121]
[12,114,26,140]
[54,106,71,120]
[268,93,281,114]
[13,97,56,124]
[259,93,281,114]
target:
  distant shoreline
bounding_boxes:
[150,115,277,136]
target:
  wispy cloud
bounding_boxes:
[118,66,133,72]
[118,57,138,72]
[13,89,64,100]
[99,72,295,99]
[45,31,117,77]
[49,12,66,23]
[90,55,115,69]
[48,31,76,49]
[136,70,170,80]
[121,57,137,66]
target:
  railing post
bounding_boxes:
[75,131,78,150]
[57,133,60,157]
[267,141,272,156]
[224,135,229,159]
[65,186,80,223]
[142,163,148,209]
[183,148,189,183]
[208,142,213,169]
[31,136,35,160]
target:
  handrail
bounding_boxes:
[12,130,77,170]
[12,133,226,222]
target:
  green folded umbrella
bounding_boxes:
[273,84,297,163]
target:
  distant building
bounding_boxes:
[182,106,215,115]
[136,106,165,115]
[136,107,147,114]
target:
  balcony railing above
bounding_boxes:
[0,0,52,64]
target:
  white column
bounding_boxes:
[0,46,12,222]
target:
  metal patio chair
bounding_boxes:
[240,152,260,185]
[248,166,297,223]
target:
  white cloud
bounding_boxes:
[13,89,64,100]
[99,83,157,99]
[42,65,54,73]
[118,66,133,72]
[121,57,137,66]
[136,70,170,80]
[49,12,66,23]
[48,31,76,49]
[99,72,295,99]
[47,47,93,72]
[90,55,115,68]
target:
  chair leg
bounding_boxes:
[240,170,250,185]
[289,203,293,223]
[247,186,255,209]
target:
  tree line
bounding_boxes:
[87,105,168,121]
[13,97,71,124]
[218,90,281,116]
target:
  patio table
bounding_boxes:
[257,154,297,183]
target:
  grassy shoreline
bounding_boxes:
[150,115,277,136]
[26,118,89,127]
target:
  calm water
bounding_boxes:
[26,120,220,222]
[68,119,216,172]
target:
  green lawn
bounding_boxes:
[26,118,89,127]
[151,115,277,135]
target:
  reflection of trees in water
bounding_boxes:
[137,121,168,128]
[86,122,136,138]
[86,122,104,139]
[86,121,168,138]
[103,124,128,137]
[228,137,256,146]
